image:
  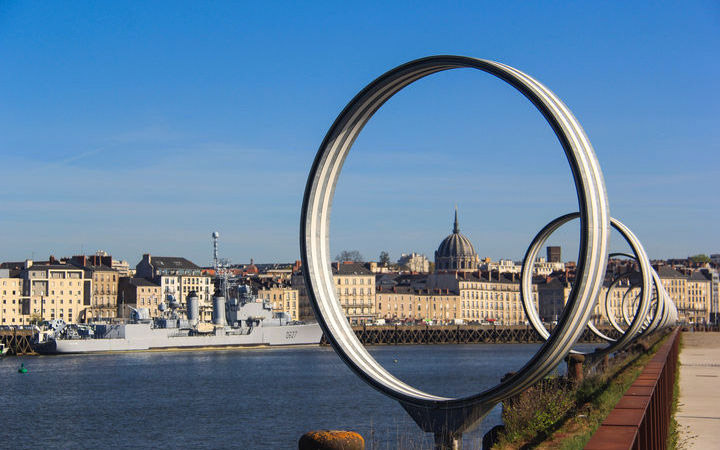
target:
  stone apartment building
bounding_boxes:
[292,262,376,324]
[0,269,27,325]
[20,260,89,323]
[84,265,119,321]
[68,255,120,321]
[656,266,714,324]
[397,252,430,273]
[118,277,162,319]
[252,279,300,321]
[375,285,460,323]
[539,266,717,327]
[537,277,571,323]
[330,262,375,324]
[427,271,539,326]
[136,254,215,321]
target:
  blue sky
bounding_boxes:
[1,1,718,266]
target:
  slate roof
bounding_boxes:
[689,270,711,282]
[436,210,477,258]
[152,257,200,270]
[655,266,686,279]
[123,278,160,287]
[332,262,373,276]
[82,264,116,272]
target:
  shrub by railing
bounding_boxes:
[585,327,680,449]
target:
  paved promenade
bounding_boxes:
[677,332,720,448]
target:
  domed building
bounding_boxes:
[434,208,479,272]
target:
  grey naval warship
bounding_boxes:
[36,285,322,354]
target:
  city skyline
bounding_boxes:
[1,2,718,264]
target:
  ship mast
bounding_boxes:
[211,231,230,299]
[212,231,220,273]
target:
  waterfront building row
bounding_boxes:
[0,253,216,325]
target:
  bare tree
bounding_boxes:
[335,250,364,262]
[379,251,390,266]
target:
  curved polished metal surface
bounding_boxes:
[518,213,652,358]
[300,55,676,445]
[301,56,610,439]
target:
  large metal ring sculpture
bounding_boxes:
[301,56,612,448]
[518,214,653,361]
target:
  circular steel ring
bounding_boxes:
[604,272,639,334]
[602,252,649,337]
[620,283,640,327]
[519,213,652,356]
[601,253,665,338]
[301,56,610,410]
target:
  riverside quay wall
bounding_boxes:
[320,324,622,345]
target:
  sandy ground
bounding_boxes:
[677,332,720,449]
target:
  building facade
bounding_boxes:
[397,252,431,273]
[255,283,300,321]
[82,266,118,321]
[118,277,162,318]
[21,261,89,323]
[0,269,27,325]
[292,262,376,324]
[427,271,539,325]
[375,286,460,323]
[136,254,215,321]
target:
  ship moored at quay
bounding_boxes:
[35,284,322,354]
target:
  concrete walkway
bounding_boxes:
[677,332,720,449]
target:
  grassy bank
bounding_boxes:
[667,333,681,449]
[493,332,669,449]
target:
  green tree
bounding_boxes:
[690,254,711,264]
[379,251,390,266]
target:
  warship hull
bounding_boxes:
[38,322,322,354]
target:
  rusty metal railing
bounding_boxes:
[585,327,680,449]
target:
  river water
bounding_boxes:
[0,343,596,449]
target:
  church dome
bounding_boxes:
[434,208,478,272]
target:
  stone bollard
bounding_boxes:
[299,430,365,450]
[565,354,585,383]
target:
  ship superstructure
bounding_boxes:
[34,232,321,354]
